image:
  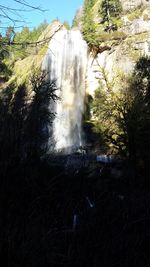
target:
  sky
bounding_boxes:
[0,0,84,31]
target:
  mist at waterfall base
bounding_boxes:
[42,30,87,154]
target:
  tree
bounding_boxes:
[128,57,150,168]
[92,58,150,171]
[24,69,58,159]
[0,68,59,164]
[5,26,15,43]
[63,21,70,30]
[72,7,83,28]
[92,74,129,157]
[0,32,12,79]
[82,0,97,45]
[99,0,122,31]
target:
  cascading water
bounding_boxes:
[42,29,88,153]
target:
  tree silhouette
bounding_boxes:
[24,69,58,160]
[0,68,59,171]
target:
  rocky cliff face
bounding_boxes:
[120,0,150,11]
[87,2,150,96]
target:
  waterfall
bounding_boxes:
[42,30,88,153]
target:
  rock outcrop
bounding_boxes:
[120,0,150,11]
[86,1,150,96]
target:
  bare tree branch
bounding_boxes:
[0,4,32,12]
[0,0,47,29]
[13,0,46,12]
[1,9,25,23]
[1,24,63,47]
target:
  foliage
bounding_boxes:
[81,0,123,46]
[82,0,98,46]
[0,68,58,164]
[143,13,149,21]
[0,33,12,79]
[127,8,143,21]
[92,58,150,169]
[124,58,150,167]
[12,20,48,59]
[92,74,128,157]
[5,26,16,43]
[24,68,58,158]
[72,8,83,28]
[63,21,70,30]
[96,30,126,42]
[99,0,122,31]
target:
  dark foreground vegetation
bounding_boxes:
[1,154,150,267]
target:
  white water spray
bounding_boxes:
[43,30,87,152]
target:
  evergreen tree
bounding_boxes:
[5,27,15,43]
[63,21,70,30]
[72,8,83,28]
[24,69,58,159]
[82,0,97,45]
[99,0,122,31]
[0,34,11,79]
[12,21,48,59]
[92,57,150,170]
